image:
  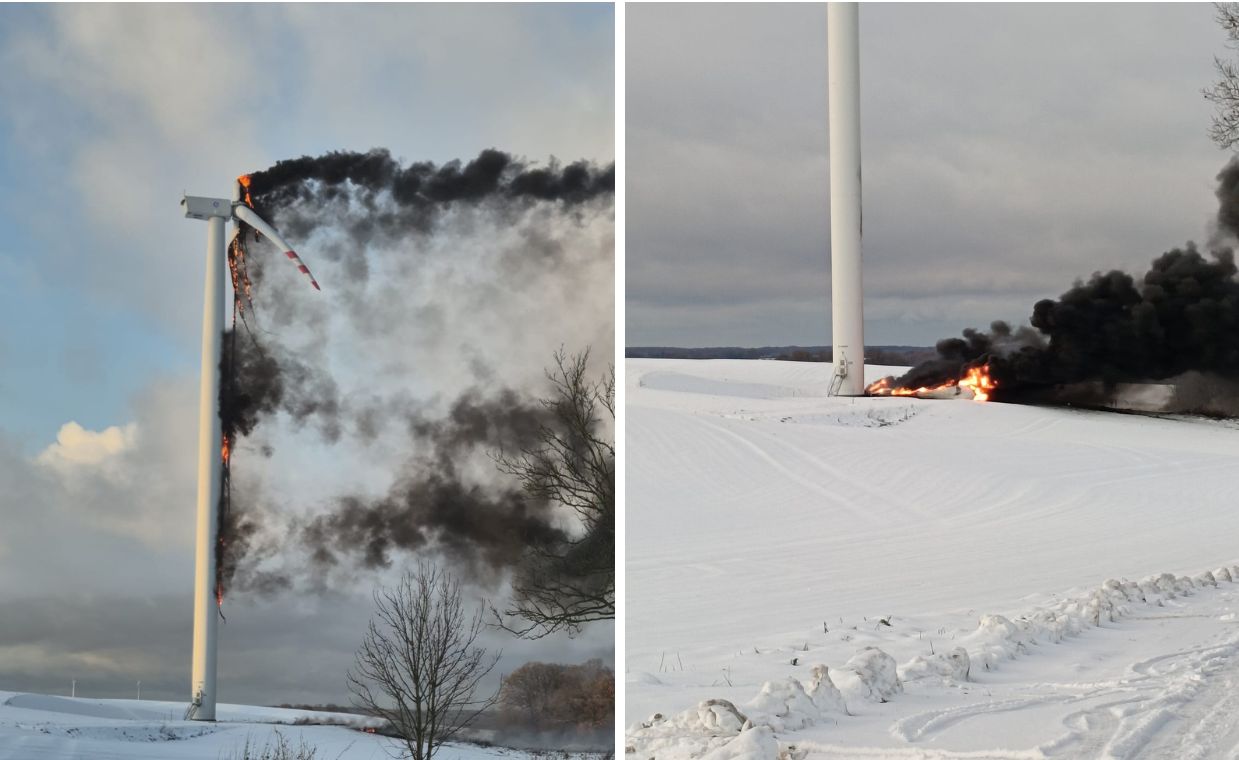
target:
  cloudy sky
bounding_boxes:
[627,3,1232,348]
[0,4,613,706]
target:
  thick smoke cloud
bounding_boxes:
[214,148,613,598]
[301,391,567,577]
[245,148,614,245]
[219,329,342,445]
[875,159,1239,412]
[220,389,575,596]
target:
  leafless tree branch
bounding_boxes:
[1205,4,1239,148]
[492,348,615,638]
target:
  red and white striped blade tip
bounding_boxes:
[284,250,321,292]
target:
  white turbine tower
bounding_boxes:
[180,182,317,721]
[828,2,865,396]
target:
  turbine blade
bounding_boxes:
[232,204,322,292]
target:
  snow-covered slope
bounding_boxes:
[626,358,1239,759]
[0,693,543,760]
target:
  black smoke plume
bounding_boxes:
[216,328,343,597]
[301,391,568,579]
[871,159,1239,412]
[244,148,614,246]
[214,148,613,598]
[219,330,342,445]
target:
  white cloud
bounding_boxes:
[37,421,137,470]
[25,377,196,550]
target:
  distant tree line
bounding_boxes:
[497,658,613,733]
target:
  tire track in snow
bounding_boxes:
[827,585,1239,758]
[892,696,1075,743]
[793,741,1044,759]
[1124,631,1239,760]
[1038,624,1239,758]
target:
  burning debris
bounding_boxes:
[213,148,614,599]
[867,364,996,402]
[866,159,1239,415]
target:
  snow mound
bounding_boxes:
[1195,570,1218,587]
[899,646,970,682]
[844,648,902,703]
[804,665,847,715]
[628,700,751,760]
[959,574,1239,676]
[699,726,779,760]
[628,667,849,758]
[744,678,821,731]
[694,700,749,733]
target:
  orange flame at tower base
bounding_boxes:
[865,364,996,403]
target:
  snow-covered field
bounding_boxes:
[626,358,1239,759]
[0,693,561,760]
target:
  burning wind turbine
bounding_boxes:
[179,179,319,721]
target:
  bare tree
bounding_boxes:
[348,562,499,760]
[494,348,615,638]
[1207,3,1239,148]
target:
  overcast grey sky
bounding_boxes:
[627,3,1230,348]
[0,4,612,706]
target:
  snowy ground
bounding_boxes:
[0,693,575,760]
[626,358,1239,759]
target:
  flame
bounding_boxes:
[221,433,231,464]
[216,582,224,609]
[865,364,996,403]
[226,233,254,317]
[958,364,996,402]
[237,174,253,208]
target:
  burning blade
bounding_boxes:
[232,204,321,291]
